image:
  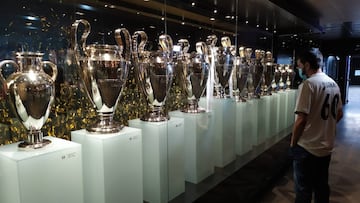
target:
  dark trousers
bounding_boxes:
[290,145,331,203]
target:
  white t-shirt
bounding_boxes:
[295,72,342,157]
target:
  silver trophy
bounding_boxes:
[72,19,130,133]
[134,34,174,122]
[232,46,249,102]
[248,49,264,98]
[262,51,276,95]
[214,36,235,98]
[0,52,58,150]
[278,64,287,90]
[179,41,210,113]
[285,65,295,90]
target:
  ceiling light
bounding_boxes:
[79,4,95,11]
[210,17,215,21]
[256,24,259,27]
[191,2,195,7]
[225,15,231,19]
[213,9,217,14]
[245,20,249,24]
[161,17,165,21]
[181,21,185,25]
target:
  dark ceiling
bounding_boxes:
[113,0,360,40]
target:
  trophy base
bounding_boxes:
[181,107,206,114]
[18,139,51,151]
[141,111,170,122]
[86,120,124,134]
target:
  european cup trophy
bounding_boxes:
[179,41,210,113]
[214,36,235,98]
[134,33,174,121]
[72,19,130,133]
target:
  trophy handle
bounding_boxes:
[0,60,19,89]
[196,42,208,55]
[178,39,190,54]
[206,35,217,47]
[115,28,131,61]
[221,36,231,48]
[42,61,58,82]
[159,34,173,54]
[132,31,148,57]
[71,19,91,59]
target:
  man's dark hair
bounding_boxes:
[297,50,320,70]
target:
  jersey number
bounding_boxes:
[321,93,340,120]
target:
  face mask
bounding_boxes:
[298,68,307,80]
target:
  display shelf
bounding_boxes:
[169,111,214,184]
[71,127,142,203]
[0,136,83,203]
[128,117,185,203]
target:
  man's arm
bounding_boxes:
[290,112,307,147]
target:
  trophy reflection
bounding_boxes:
[72,19,130,133]
[134,34,174,121]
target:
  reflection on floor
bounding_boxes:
[171,85,360,203]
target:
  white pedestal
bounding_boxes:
[257,96,271,144]
[211,98,236,167]
[269,93,280,138]
[0,136,83,203]
[245,99,259,147]
[71,127,142,203]
[286,89,297,128]
[128,117,185,203]
[235,102,252,155]
[169,111,214,184]
[278,91,288,132]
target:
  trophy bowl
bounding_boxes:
[78,44,129,133]
[0,52,57,150]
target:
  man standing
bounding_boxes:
[290,50,343,203]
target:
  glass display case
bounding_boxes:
[0,1,301,202]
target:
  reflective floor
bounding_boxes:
[172,85,360,203]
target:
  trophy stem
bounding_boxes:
[86,112,123,133]
[18,130,51,150]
